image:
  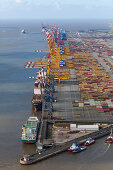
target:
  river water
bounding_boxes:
[0,19,113,170]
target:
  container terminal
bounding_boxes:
[20,25,113,165]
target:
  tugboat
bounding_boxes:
[105,129,113,143]
[68,140,87,153]
[68,142,80,152]
[84,137,95,146]
[72,145,87,153]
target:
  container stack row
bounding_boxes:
[70,40,113,114]
[83,38,113,57]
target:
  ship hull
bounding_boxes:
[21,139,36,144]
[105,140,113,143]
[84,140,95,146]
[68,149,78,152]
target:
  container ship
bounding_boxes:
[21,117,39,143]
[31,68,47,112]
[32,83,43,112]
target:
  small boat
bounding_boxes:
[72,146,87,153]
[105,136,113,143]
[68,142,80,152]
[21,29,26,34]
[84,137,95,146]
[105,129,113,143]
[68,139,87,153]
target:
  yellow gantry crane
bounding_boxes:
[24,26,74,83]
[110,23,113,35]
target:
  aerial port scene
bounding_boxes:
[1,1,113,170]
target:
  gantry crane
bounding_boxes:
[110,23,113,35]
[24,25,74,83]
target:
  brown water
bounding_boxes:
[1,136,113,170]
[0,19,113,170]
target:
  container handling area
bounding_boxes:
[20,25,113,165]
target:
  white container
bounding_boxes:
[79,103,84,107]
[70,124,99,131]
[95,101,101,106]
[34,88,41,95]
[77,125,99,131]
[89,99,95,106]
[70,124,77,131]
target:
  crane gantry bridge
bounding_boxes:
[24,25,74,83]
